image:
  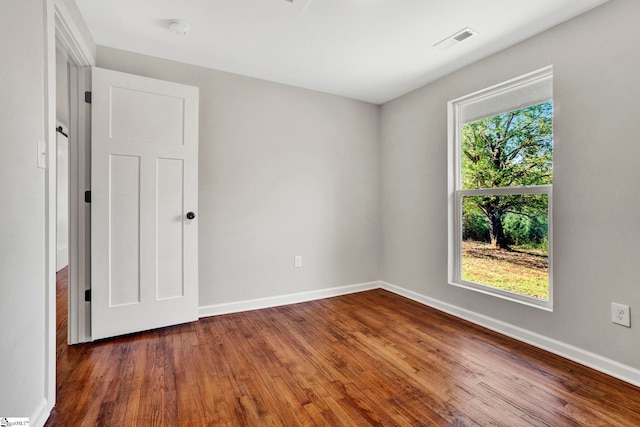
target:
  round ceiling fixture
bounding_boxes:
[168,19,190,36]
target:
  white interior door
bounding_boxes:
[91,67,199,340]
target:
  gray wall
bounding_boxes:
[56,50,70,272]
[56,50,69,127]
[0,0,47,417]
[97,47,381,307]
[380,0,640,369]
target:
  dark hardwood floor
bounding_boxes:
[46,267,640,426]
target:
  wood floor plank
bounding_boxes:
[46,268,640,426]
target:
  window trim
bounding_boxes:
[447,67,553,311]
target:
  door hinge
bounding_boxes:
[85,91,92,104]
[84,289,91,302]
[85,191,91,203]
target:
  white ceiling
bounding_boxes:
[75,0,608,104]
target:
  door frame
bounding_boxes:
[44,0,95,415]
[67,64,92,344]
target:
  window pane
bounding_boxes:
[461,102,553,190]
[461,193,549,301]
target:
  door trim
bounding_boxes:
[52,0,95,347]
[54,0,94,67]
[45,0,96,418]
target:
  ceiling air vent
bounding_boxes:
[434,27,478,50]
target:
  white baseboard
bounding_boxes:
[29,398,49,427]
[198,281,380,318]
[380,281,640,388]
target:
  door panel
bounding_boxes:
[91,67,199,340]
[110,85,186,144]
[109,154,141,307]
[157,158,185,300]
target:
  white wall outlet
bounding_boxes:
[611,303,631,327]
[294,255,302,268]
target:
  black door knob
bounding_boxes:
[186,212,196,220]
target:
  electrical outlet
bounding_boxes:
[294,255,302,268]
[611,303,631,327]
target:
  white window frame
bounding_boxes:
[447,66,554,311]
